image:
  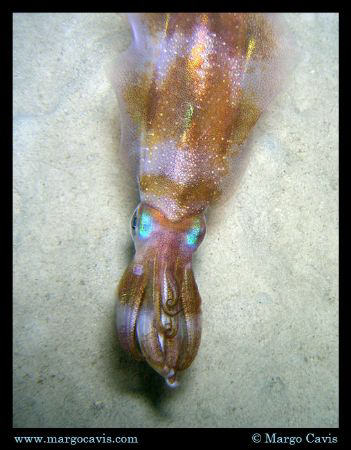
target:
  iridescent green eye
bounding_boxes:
[138,211,153,239]
[186,219,201,247]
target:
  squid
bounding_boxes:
[112,13,292,386]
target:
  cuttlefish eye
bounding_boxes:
[185,218,206,250]
[130,207,154,241]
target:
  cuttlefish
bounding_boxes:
[112,13,292,386]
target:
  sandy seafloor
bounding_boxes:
[13,13,338,428]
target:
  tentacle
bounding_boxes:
[136,256,168,374]
[177,264,202,370]
[116,262,147,361]
[161,263,183,316]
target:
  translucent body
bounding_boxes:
[113,13,292,385]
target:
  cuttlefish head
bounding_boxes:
[116,202,206,387]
